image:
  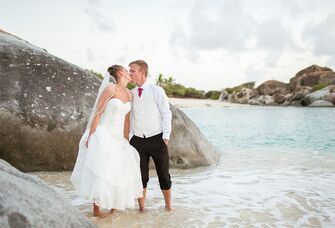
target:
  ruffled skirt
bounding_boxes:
[71,125,143,210]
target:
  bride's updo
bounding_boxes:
[107,65,124,82]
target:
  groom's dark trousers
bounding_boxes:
[130,133,171,190]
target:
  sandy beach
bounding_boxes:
[168,98,248,108]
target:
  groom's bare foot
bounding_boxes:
[110,208,117,214]
[165,206,175,212]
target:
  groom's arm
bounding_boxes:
[154,86,172,142]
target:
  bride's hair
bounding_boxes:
[107,65,124,82]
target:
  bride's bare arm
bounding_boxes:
[123,89,133,141]
[86,85,114,147]
[124,112,130,141]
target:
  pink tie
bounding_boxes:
[138,87,143,97]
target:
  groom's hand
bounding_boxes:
[163,139,169,145]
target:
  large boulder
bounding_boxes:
[0,30,217,171]
[319,72,335,85]
[257,80,291,96]
[219,90,229,101]
[273,93,286,104]
[0,30,101,171]
[290,86,313,101]
[290,65,335,91]
[301,85,335,106]
[0,159,95,228]
[309,100,334,107]
[167,105,218,168]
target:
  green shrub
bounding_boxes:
[88,69,104,80]
[312,83,327,91]
[225,81,255,94]
[205,90,221,100]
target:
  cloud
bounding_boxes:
[170,0,256,52]
[256,17,296,51]
[84,0,114,32]
[303,13,335,57]
[255,17,299,67]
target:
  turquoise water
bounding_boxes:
[183,106,335,154]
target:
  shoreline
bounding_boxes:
[168,97,249,108]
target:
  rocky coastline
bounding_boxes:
[219,65,335,107]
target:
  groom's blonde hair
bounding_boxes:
[129,60,148,77]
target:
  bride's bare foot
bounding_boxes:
[93,203,100,217]
[110,208,117,214]
[139,207,145,213]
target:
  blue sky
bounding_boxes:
[1,0,335,90]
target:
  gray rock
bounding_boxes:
[228,93,236,103]
[234,88,258,104]
[219,90,229,101]
[301,85,335,106]
[0,159,95,228]
[264,95,276,105]
[273,93,286,104]
[0,30,217,171]
[291,86,312,101]
[309,100,334,107]
[167,105,218,168]
[0,30,101,171]
[248,99,263,105]
[257,80,291,96]
[324,93,335,105]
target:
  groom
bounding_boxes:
[127,60,173,211]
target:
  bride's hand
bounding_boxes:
[85,138,90,148]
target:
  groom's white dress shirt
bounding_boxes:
[130,81,172,140]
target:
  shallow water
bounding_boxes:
[33,106,335,227]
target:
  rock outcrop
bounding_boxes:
[168,105,218,168]
[0,159,96,228]
[0,29,218,171]
[301,85,335,106]
[257,80,291,96]
[219,65,335,107]
[290,65,333,91]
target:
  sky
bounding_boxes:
[1,0,335,91]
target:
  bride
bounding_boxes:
[71,65,143,217]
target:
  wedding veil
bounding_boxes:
[84,72,116,133]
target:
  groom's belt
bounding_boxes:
[133,129,163,138]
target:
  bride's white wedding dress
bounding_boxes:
[71,98,143,210]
